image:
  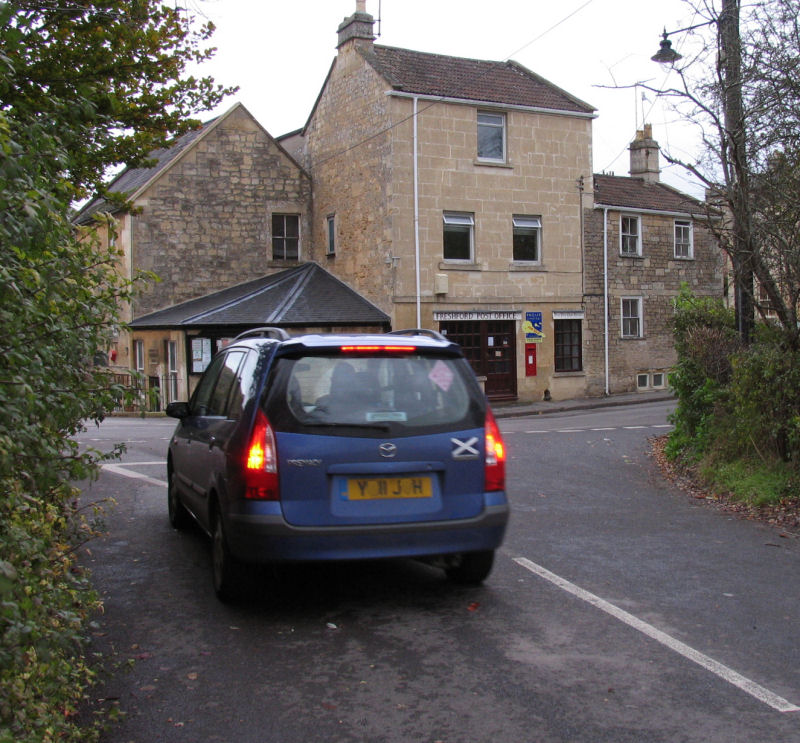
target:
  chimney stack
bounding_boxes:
[629,124,660,183]
[337,1,375,50]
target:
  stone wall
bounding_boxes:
[305,45,395,313]
[131,105,312,317]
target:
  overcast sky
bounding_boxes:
[188,0,708,198]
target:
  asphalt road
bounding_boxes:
[76,402,800,742]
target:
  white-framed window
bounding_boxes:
[512,215,541,263]
[165,339,178,403]
[674,219,693,259]
[271,213,300,260]
[621,297,643,338]
[443,211,474,262]
[133,339,145,373]
[620,214,642,256]
[326,214,335,256]
[477,111,506,162]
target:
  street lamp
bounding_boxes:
[651,30,682,64]
[651,3,755,343]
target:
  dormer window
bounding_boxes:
[477,111,506,162]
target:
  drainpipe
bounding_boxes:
[413,96,421,327]
[603,207,610,396]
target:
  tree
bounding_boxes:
[647,0,800,348]
[0,3,233,739]
[0,0,234,202]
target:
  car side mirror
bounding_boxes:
[166,401,191,419]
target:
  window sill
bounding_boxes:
[619,253,644,259]
[673,255,695,261]
[509,262,545,272]
[267,258,300,267]
[474,159,513,169]
[553,370,585,377]
[438,261,481,271]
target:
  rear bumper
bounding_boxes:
[225,500,509,563]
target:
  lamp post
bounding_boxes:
[652,1,755,342]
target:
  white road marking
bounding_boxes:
[513,556,800,713]
[101,463,166,489]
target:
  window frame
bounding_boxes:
[326,214,336,256]
[477,111,506,163]
[620,214,642,256]
[442,211,475,263]
[554,318,582,372]
[271,213,300,261]
[165,339,178,403]
[512,215,542,264]
[133,339,145,374]
[621,297,643,338]
[674,219,694,259]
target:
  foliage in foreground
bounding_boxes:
[0,482,105,743]
[0,2,232,739]
[668,287,800,506]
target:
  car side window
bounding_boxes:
[191,354,226,416]
[207,351,245,417]
[226,350,258,420]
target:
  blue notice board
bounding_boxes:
[524,311,544,342]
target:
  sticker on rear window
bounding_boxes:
[428,360,454,391]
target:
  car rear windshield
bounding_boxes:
[265,352,484,436]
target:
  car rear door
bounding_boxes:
[269,351,487,528]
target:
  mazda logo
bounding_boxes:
[379,442,397,458]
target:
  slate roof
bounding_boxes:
[364,45,595,115]
[593,174,706,216]
[72,119,216,224]
[129,263,390,330]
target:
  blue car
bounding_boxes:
[166,328,509,601]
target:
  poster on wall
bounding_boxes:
[191,337,212,374]
[523,311,544,343]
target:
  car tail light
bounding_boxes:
[244,410,279,500]
[484,407,506,492]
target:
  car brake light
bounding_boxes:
[484,407,506,492]
[244,410,279,500]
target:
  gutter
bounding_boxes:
[413,96,421,327]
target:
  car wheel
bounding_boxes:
[211,504,240,602]
[167,468,191,530]
[445,550,495,584]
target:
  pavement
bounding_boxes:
[491,389,675,419]
[113,389,675,419]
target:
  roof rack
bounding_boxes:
[386,328,447,341]
[233,327,290,341]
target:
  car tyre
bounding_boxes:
[212,504,241,602]
[167,468,191,530]
[445,550,495,584]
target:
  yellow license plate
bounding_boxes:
[347,476,432,500]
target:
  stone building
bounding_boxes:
[584,126,723,395]
[291,1,597,401]
[74,103,313,402]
